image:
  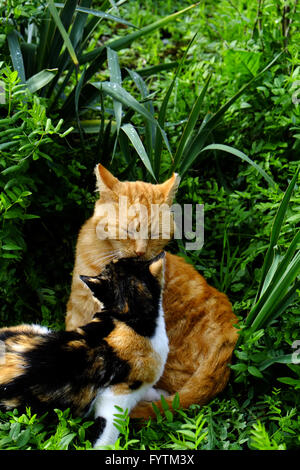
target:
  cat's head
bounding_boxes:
[79,251,165,314]
[93,164,180,261]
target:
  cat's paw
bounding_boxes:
[141,387,169,402]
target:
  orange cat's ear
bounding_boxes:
[149,252,165,285]
[159,173,180,205]
[94,164,120,195]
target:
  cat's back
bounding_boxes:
[163,252,238,340]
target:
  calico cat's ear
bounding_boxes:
[94,164,120,195]
[80,275,102,295]
[149,252,165,285]
[158,173,181,205]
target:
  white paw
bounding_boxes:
[141,387,170,402]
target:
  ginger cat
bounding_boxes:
[66,164,238,419]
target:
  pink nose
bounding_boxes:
[135,250,145,257]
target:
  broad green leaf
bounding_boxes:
[27,69,57,93]
[7,31,26,83]
[2,244,23,251]
[248,366,264,378]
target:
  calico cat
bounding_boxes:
[0,253,168,447]
[66,164,238,419]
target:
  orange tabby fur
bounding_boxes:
[66,165,238,418]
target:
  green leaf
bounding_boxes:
[3,209,23,219]
[160,394,170,412]
[248,366,264,378]
[172,392,180,410]
[16,428,31,448]
[127,68,156,163]
[178,52,284,176]
[244,169,300,330]
[81,3,200,63]
[27,69,57,93]
[196,143,275,188]
[58,432,76,449]
[255,167,300,302]
[9,422,21,441]
[7,31,26,83]
[55,3,138,29]
[153,33,198,178]
[259,354,295,371]
[2,243,23,251]
[48,0,79,67]
[250,258,300,331]
[98,81,171,158]
[172,74,211,174]
[107,47,122,160]
[121,123,156,180]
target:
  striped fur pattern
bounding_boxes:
[0,254,168,448]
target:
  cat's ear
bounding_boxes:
[159,173,181,205]
[79,275,102,294]
[149,252,165,285]
[94,164,120,195]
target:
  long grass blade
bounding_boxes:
[80,3,199,64]
[49,0,77,68]
[260,231,300,298]
[171,74,211,175]
[127,68,155,163]
[249,252,300,331]
[48,0,79,67]
[154,33,198,179]
[61,4,199,116]
[107,47,122,158]
[195,143,275,187]
[178,52,284,176]
[254,167,300,302]
[56,3,138,29]
[121,123,156,180]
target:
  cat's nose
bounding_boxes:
[135,240,147,257]
[135,249,146,257]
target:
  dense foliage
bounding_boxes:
[0,0,299,450]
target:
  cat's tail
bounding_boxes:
[130,345,234,420]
